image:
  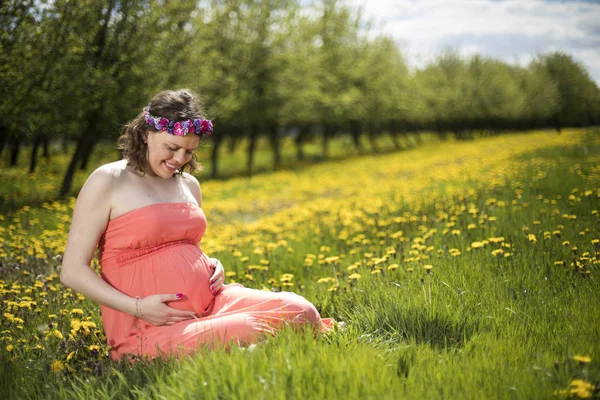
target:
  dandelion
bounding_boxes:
[573,355,592,364]
[527,234,537,244]
[471,241,484,249]
[50,360,65,373]
[348,273,361,280]
[51,330,64,339]
[70,308,84,315]
[424,265,433,274]
[569,379,594,398]
[387,264,398,271]
[6,344,13,352]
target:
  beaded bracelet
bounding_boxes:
[135,296,142,318]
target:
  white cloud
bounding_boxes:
[342,0,600,84]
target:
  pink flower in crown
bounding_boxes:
[200,120,212,134]
[188,123,196,134]
[173,122,184,136]
[159,118,168,128]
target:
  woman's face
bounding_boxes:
[145,130,200,178]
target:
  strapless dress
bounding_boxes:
[98,202,333,360]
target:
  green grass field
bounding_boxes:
[1,128,599,399]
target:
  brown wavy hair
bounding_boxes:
[117,89,209,175]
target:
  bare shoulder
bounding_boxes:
[181,172,202,206]
[80,160,126,194]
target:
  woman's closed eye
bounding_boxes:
[168,146,193,155]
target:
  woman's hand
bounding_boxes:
[137,294,197,326]
[208,257,225,295]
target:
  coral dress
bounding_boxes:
[98,202,333,360]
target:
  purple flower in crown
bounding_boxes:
[193,119,202,132]
[182,120,190,135]
[173,122,184,136]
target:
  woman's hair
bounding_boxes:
[117,89,208,175]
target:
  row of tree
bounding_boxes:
[1,0,599,195]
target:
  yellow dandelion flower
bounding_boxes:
[52,330,64,339]
[387,264,398,271]
[471,241,484,249]
[348,273,361,280]
[67,351,75,361]
[6,344,13,352]
[573,355,592,364]
[50,360,64,373]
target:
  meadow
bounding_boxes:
[1,128,599,399]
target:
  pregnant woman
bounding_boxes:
[60,89,334,360]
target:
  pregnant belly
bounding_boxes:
[103,244,215,317]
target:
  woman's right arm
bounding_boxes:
[60,166,195,325]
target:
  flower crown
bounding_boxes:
[143,106,213,136]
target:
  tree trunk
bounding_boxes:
[42,136,50,158]
[228,136,238,154]
[367,123,379,152]
[59,136,85,198]
[413,132,423,145]
[350,122,363,154]
[246,125,258,175]
[295,127,305,161]
[367,131,379,152]
[269,124,281,169]
[9,137,21,166]
[0,123,7,160]
[79,139,97,171]
[29,135,42,173]
[322,125,335,159]
[390,131,402,151]
[210,131,223,179]
[388,121,403,151]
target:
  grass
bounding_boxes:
[0,128,599,399]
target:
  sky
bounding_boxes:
[342,0,600,85]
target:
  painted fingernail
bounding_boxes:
[176,293,183,299]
